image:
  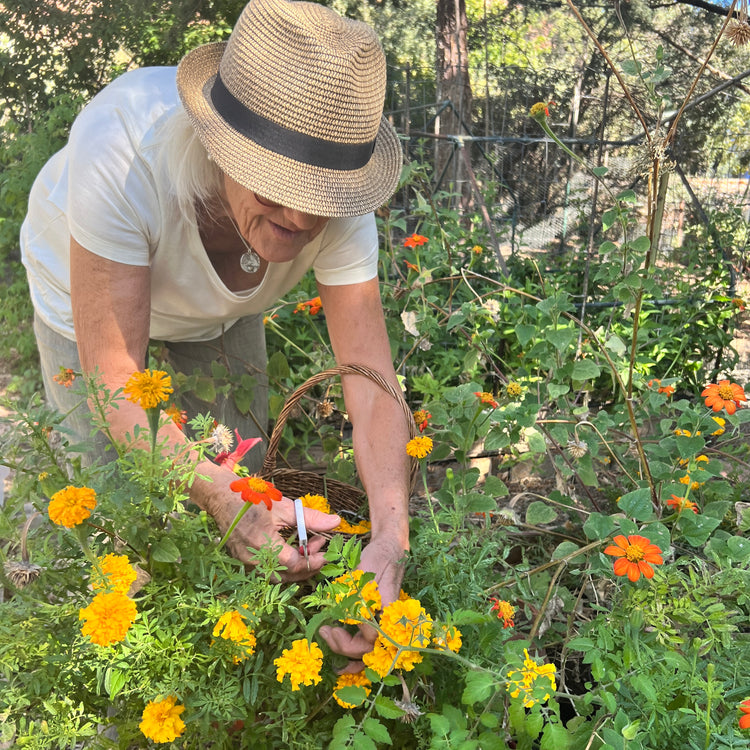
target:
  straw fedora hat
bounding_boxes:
[176,0,403,218]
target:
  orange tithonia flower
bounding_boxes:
[603,535,664,582]
[404,233,428,248]
[53,366,76,388]
[666,494,699,514]
[229,476,282,510]
[701,380,746,415]
[413,409,431,433]
[739,698,750,730]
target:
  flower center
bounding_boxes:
[245,477,270,492]
[624,544,645,562]
[718,384,735,400]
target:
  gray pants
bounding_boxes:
[34,314,269,473]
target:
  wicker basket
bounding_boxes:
[259,364,418,517]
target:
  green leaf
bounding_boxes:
[193,376,216,403]
[483,475,509,498]
[526,501,558,525]
[583,512,617,540]
[677,512,722,546]
[617,488,654,522]
[334,686,368,708]
[515,323,537,346]
[525,711,544,739]
[545,327,576,353]
[151,538,181,563]
[605,334,627,355]
[462,670,497,705]
[374,696,406,720]
[630,235,650,253]
[267,350,290,380]
[464,494,498,514]
[541,723,570,750]
[363,718,392,745]
[727,535,750,562]
[592,166,608,177]
[571,360,601,380]
[552,541,580,560]
[547,383,570,398]
[104,668,126,700]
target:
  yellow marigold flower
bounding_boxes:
[711,416,726,435]
[299,493,331,514]
[333,671,372,708]
[679,474,703,491]
[406,435,433,459]
[379,598,432,670]
[48,485,97,528]
[79,591,137,647]
[334,517,372,535]
[212,610,257,659]
[274,639,324,691]
[432,624,462,653]
[506,649,557,708]
[333,569,382,624]
[123,368,173,410]
[505,381,523,398]
[91,553,137,595]
[139,696,186,744]
[362,637,398,678]
[471,244,483,255]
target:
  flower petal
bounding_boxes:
[638,561,655,578]
[626,563,641,582]
[612,557,630,577]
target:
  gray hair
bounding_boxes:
[157,105,224,221]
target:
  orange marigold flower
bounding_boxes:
[164,403,187,430]
[406,435,433,459]
[362,637,398,678]
[666,494,699,514]
[274,638,324,691]
[139,696,186,744]
[91,553,137,595]
[48,485,97,528]
[379,598,432,671]
[475,391,499,409]
[333,671,372,709]
[413,409,431,433]
[79,591,137,646]
[229,476,282,510]
[604,534,664,582]
[739,698,750,730]
[213,609,257,659]
[53,366,76,388]
[490,598,515,628]
[701,380,747,415]
[404,233,428,248]
[679,474,703,491]
[123,368,173,410]
[332,569,382,624]
[432,624,462,653]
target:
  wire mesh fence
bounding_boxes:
[383,62,750,280]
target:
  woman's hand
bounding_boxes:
[211,489,342,581]
[318,534,408,671]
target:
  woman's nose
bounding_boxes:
[282,207,321,230]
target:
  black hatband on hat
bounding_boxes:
[209,73,376,171]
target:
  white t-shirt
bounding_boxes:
[20,67,379,343]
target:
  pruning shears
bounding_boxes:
[294,497,310,570]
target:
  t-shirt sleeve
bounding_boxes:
[312,213,379,286]
[65,102,159,267]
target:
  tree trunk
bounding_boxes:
[435,0,473,206]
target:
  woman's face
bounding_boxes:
[222,174,329,264]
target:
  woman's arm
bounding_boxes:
[316,277,412,664]
[70,238,339,580]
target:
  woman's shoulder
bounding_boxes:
[70,67,180,145]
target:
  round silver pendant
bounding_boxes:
[240,250,261,274]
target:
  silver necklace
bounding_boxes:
[221,200,261,274]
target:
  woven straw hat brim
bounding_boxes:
[177,42,403,218]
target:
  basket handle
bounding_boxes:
[261,363,417,481]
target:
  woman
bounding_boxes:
[20,0,410,667]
